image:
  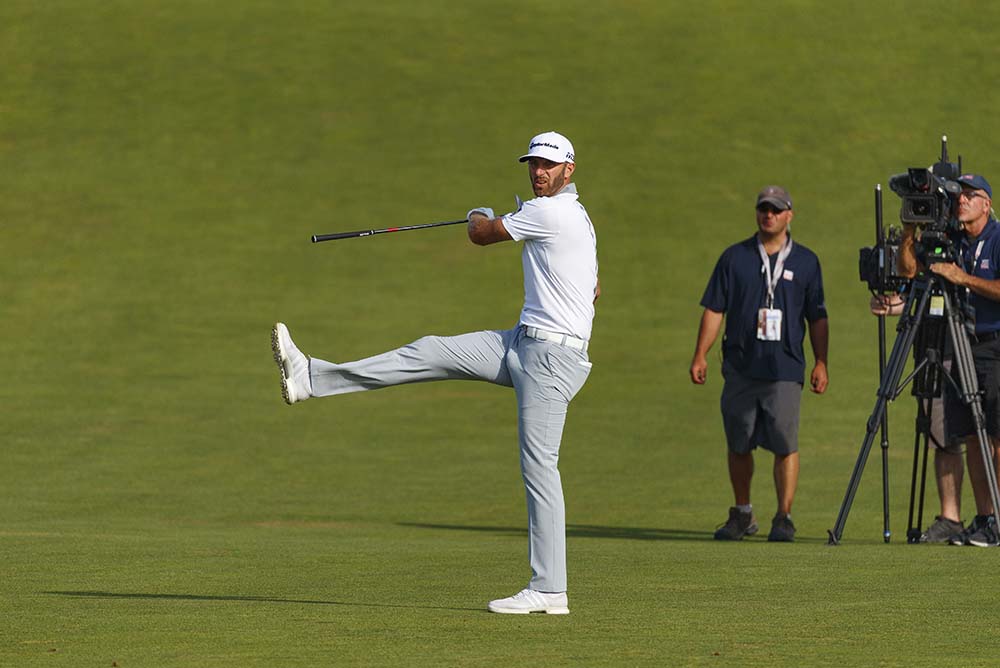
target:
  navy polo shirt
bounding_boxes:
[959,218,1000,334]
[701,235,827,383]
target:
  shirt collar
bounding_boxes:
[749,233,793,255]
[965,218,998,245]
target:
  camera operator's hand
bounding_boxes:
[929,262,969,286]
[870,294,905,316]
[930,258,1000,303]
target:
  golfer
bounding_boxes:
[272,131,599,614]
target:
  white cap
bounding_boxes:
[518,131,575,164]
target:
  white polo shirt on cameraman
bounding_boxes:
[501,183,598,341]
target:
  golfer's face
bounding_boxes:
[528,157,573,197]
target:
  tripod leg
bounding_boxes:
[829,284,931,544]
[881,405,891,542]
[917,427,930,539]
[906,399,932,543]
[877,313,892,543]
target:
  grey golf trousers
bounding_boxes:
[309,325,592,593]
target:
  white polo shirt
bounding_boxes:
[501,183,598,341]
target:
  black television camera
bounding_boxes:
[859,136,964,291]
[887,137,963,265]
[859,226,906,292]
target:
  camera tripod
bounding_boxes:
[903,310,950,542]
[828,270,1000,544]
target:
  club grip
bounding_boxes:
[311,230,377,242]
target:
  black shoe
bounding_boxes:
[714,507,758,540]
[949,515,988,546]
[968,516,1000,548]
[919,516,964,544]
[767,513,796,542]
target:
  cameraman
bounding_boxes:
[899,174,1000,547]
[869,293,964,542]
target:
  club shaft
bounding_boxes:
[312,219,468,243]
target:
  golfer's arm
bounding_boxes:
[468,217,513,246]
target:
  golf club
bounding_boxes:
[312,218,468,243]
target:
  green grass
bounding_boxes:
[4,0,1000,665]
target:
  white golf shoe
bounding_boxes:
[271,322,312,404]
[487,588,569,615]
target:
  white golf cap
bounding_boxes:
[518,131,575,164]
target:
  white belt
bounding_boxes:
[524,326,589,352]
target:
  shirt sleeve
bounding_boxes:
[804,258,828,322]
[501,199,560,242]
[700,252,729,313]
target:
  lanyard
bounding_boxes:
[963,220,992,270]
[757,235,793,309]
[960,239,985,297]
[972,239,985,271]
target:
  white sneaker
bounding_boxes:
[271,323,312,404]
[487,588,569,615]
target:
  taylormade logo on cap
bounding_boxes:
[519,131,575,164]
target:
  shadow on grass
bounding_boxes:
[398,522,831,543]
[398,522,717,541]
[42,591,480,612]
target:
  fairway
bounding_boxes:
[5,1,1000,666]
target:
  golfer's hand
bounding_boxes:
[466,207,494,222]
[810,361,828,394]
[690,357,708,385]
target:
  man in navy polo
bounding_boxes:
[690,185,829,542]
[900,173,1000,547]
